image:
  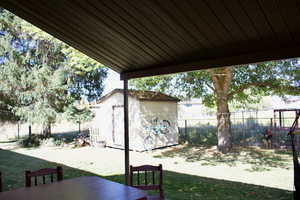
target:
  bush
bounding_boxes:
[18,134,66,148]
[18,134,43,148]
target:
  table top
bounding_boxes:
[0,176,147,200]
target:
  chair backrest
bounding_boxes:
[25,166,63,187]
[0,171,2,192]
[130,164,164,199]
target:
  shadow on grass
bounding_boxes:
[107,170,292,200]
[0,149,97,191]
[154,145,292,172]
[0,149,292,200]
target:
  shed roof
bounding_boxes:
[96,89,180,104]
[1,0,300,79]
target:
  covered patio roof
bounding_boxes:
[1,0,300,80]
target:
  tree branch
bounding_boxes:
[228,81,299,98]
[205,82,215,92]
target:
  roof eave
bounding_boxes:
[121,45,300,80]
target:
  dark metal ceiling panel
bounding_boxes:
[1,0,300,79]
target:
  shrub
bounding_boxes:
[18,134,43,148]
[18,134,66,148]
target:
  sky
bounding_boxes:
[103,69,123,95]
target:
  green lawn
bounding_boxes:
[0,149,293,200]
[154,145,292,172]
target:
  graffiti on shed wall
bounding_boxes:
[143,117,173,150]
[146,117,171,135]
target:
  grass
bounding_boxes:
[154,144,292,172]
[0,148,293,200]
[108,171,292,200]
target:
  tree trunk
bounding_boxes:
[42,123,51,137]
[210,67,233,153]
[78,122,81,134]
[216,97,232,153]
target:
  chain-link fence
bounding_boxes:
[178,110,300,149]
[0,119,90,142]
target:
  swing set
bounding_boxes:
[273,109,300,133]
[274,109,300,198]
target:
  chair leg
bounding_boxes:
[57,166,63,181]
[0,172,2,192]
[25,171,31,187]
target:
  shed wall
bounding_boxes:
[91,93,141,149]
[139,101,178,149]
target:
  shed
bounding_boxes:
[90,89,179,151]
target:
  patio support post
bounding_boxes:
[123,78,130,185]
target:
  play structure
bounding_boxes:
[273,109,300,132]
[265,109,300,148]
[273,109,300,198]
[262,109,300,149]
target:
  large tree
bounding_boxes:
[12,9,108,102]
[0,9,107,135]
[1,8,108,103]
[131,61,300,153]
[1,10,73,135]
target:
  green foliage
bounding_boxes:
[230,61,299,109]
[64,106,94,124]
[18,134,68,148]
[62,47,107,101]
[131,61,299,109]
[131,59,299,152]
[0,20,73,125]
[16,11,108,102]
[0,9,105,125]
[18,134,42,148]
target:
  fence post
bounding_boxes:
[242,111,245,146]
[230,112,238,144]
[270,118,273,128]
[185,120,188,141]
[28,125,31,137]
[256,110,258,123]
[17,121,20,139]
[279,111,282,127]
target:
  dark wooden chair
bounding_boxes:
[130,164,164,200]
[25,166,63,187]
[0,171,2,192]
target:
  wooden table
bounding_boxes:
[0,176,147,200]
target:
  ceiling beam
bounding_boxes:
[121,45,300,80]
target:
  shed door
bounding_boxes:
[112,106,124,146]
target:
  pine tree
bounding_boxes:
[0,9,107,136]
